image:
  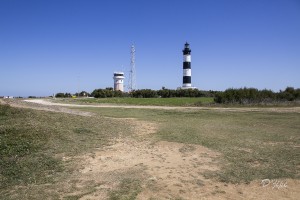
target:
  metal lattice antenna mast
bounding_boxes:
[128,45,136,92]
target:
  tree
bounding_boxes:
[91,88,125,98]
[130,89,158,98]
[214,87,300,104]
[55,93,65,98]
[79,91,90,97]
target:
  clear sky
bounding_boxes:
[1,0,300,97]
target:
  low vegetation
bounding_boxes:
[90,88,215,98]
[55,91,90,98]
[55,87,300,107]
[109,178,142,200]
[0,104,130,199]
[214,87,300,104]
[91,88,123,98]
[0,104,62,188]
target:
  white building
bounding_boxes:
[113,72,125,92]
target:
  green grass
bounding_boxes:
[0,104,61,188]
[1,101,300,199]
[0,104,132,199]
[78,107,300,183]
[54,97,214,106]
[109,178,142,200]
[53,97,300,107]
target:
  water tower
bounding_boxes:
[113,72,125,92]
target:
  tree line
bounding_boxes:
[90,88,216,98]
[214,87,300,104]
[55,91,90,98]
[55,87,300,104]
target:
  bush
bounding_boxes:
[55,93,65,98]
[214,87,300,104]
[90,88,216,98]
[55,93,72,98]
[74,91,90,97]
[91,88,125,98]
[130,89,158,98]
[157,88,208,98]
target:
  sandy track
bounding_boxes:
[2,99,93,116]
[24,99,300,113]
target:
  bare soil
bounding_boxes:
[3,99,93,116]
[25,99,300,113]
[72,119,300,200]
[2,99,299,199]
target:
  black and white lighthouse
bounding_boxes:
[182,42,192,88]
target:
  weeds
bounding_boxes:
[109,178,142,200]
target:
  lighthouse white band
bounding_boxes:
[183,55,191,62]
[183,69,191,76]
[182,83,192,87]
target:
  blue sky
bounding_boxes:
[0,0,300,97]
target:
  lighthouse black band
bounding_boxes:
[182,42,192,88]
[183,76,191,84]
[183,49,191,54]
[183,62,191,69]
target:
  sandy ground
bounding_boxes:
[24,99,300,113]
[2,99,299,199]
[64,119,300,200]
[2,99,93,116]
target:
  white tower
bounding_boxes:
[128,45,136,92]
[113,72,125,92]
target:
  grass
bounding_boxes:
[78,107,300,183]
[53,97,300,108]
[1,101,300,198]
[109,178,142,200]
[54,97,214,106]
[0,104,131,199]
[0,104,61,188]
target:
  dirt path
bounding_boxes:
[24,99,300,113]
[2,99,93,116]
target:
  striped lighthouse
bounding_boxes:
[182,42,192,88]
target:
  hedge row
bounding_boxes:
[214,87,300,104]
[89,88,215,98]
[55,87,300,105]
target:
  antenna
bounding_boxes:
[128,45,136,92]
[121,65,126,89]
[77,75,80,97]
